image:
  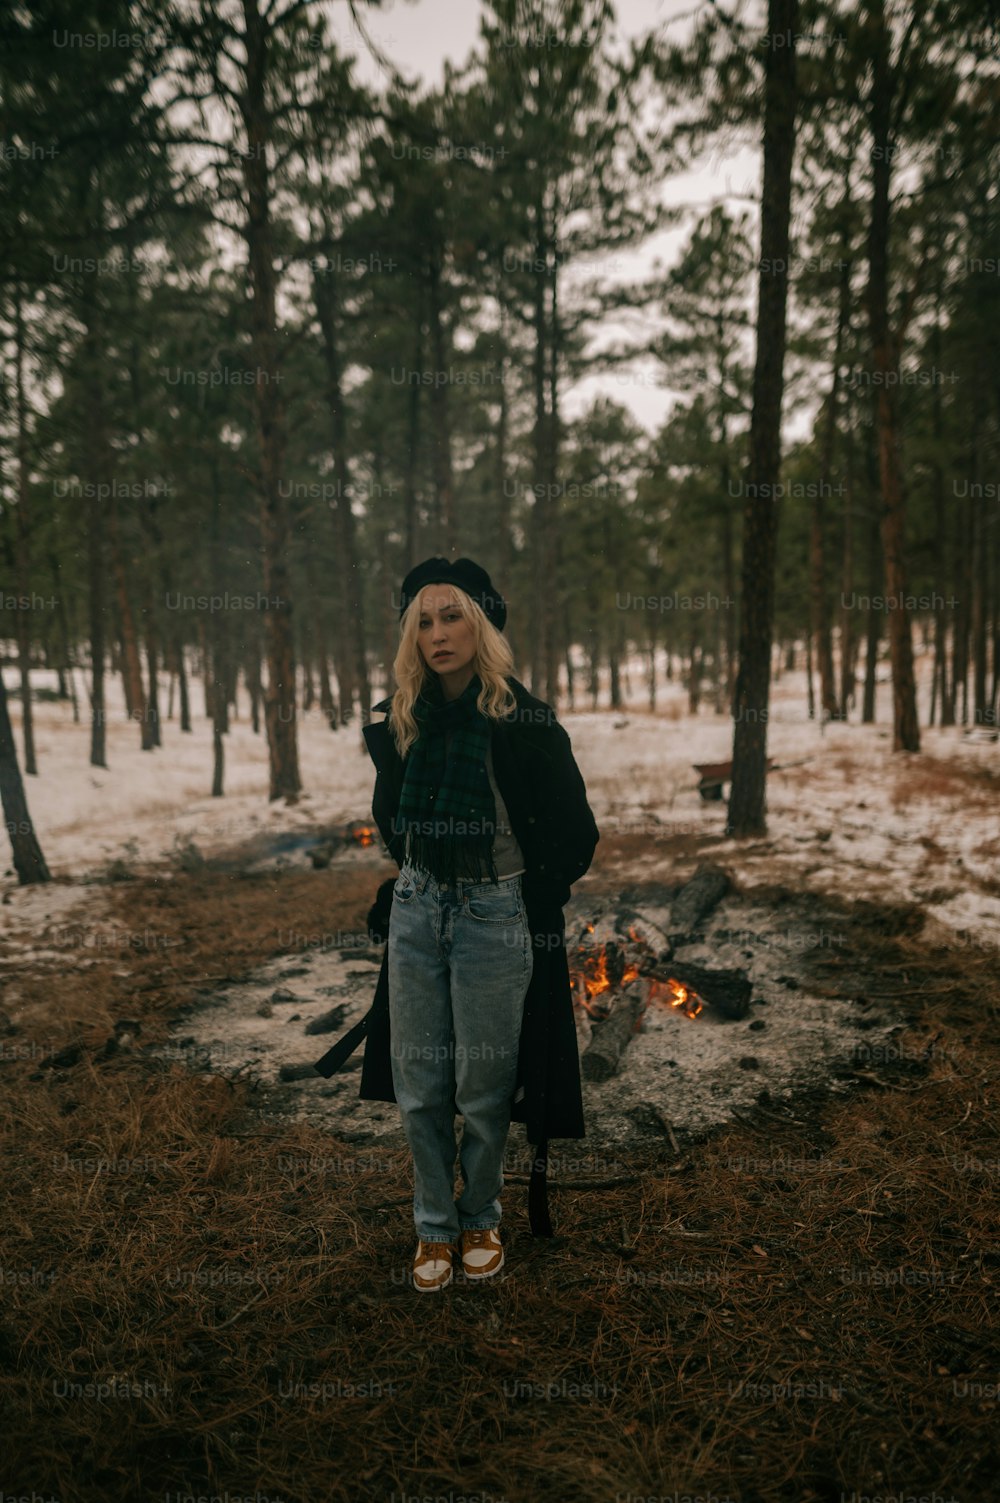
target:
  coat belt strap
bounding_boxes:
[528,1138,553,1236]
[312,1011,371,1078]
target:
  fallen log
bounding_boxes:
[668,864,731,942]
[581,981,648,1082]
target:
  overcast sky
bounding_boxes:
[326,0,765,436]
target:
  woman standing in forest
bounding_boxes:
[313,556,600,1292]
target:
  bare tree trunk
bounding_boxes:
[0,671,50,883]
[971,484,988,730]
[86,501,106,769]
[544,242,562,708]
[402,298,422,570]
[688,636,702,714]
[647,619,657,712]
[241,0,300,801]
[427,253,456,555]
[106,494,151,749]
[862,504,881,724]
[839,413,857,716]
[246,643,262,735]
[720,480,737,704]
[588,592,600,709]
[11,289,37,775]
[529,195,559,703]
[302,642,315,712]
[864,0,919,752]
[312,254,371,727]
[176,638,191,732]
[811,250,849,720]
[495,291,512,583]
[728,0,798,836]
[303,545,334,726]
[989,525,999,731]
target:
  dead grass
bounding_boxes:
[888,754,1000,810]
[1,850,999,1503]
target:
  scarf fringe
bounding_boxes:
[405,830,500,887]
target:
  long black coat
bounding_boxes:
[312,674,600,1234]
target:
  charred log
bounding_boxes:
[581,981,648,1081]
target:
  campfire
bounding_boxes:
[307,821,378,867]
[570,924,704,1021]
[569,864,755,1082]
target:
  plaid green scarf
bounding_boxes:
[396,670,499,886]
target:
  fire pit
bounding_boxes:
[569,867,755,1081]
[158,845,915,1165]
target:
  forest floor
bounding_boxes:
[2,664,999,1503]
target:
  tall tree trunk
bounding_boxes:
[529,197,556,701]
[146,636,161,745]
[105,492,150,748]
[303,545,334,726]
[13,287,36,774]
[241,0,300,800]
[370,436,397,704]
[949,487,971,725]
[812,250,849,720]
[864,0,919,752]
[931,273,952,726]
[0,671,50,883]
[728,0,799,836]
[544,228,562,707]
[495,290,512,583]
[647,616,658,712]
[210,475,226,796]
[989,522,999,730]
[86,473,108,769]
[246,643,262,735]
[140,506,161,747]
[402,295,423,570]
[312,254,371,727]
[427,253,456,555]
[862,500,881,724]
[588,592,600,710]
[839,411,857,715]
[688,636,702,714]
[720,479,737,704]
[48,546,76,722]
[971,419,988,730]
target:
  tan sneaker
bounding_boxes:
[413,1240,455,1293]
[460,1228,504,1280]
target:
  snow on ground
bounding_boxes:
[2,649,994,1150]
[2,651,998,952]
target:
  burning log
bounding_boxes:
[581,980,648,1082]
[647,961,752,1021]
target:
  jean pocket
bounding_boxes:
[465,889,524,926]
[393,874,417,904]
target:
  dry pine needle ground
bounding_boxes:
[1,854,998,1503]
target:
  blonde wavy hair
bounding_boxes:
[388,583,517,758]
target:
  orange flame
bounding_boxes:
[651,976,704,1019]
[569,935,704,1021]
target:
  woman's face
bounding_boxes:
[416,587,477,688]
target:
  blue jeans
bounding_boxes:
[387,860,533,1244]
